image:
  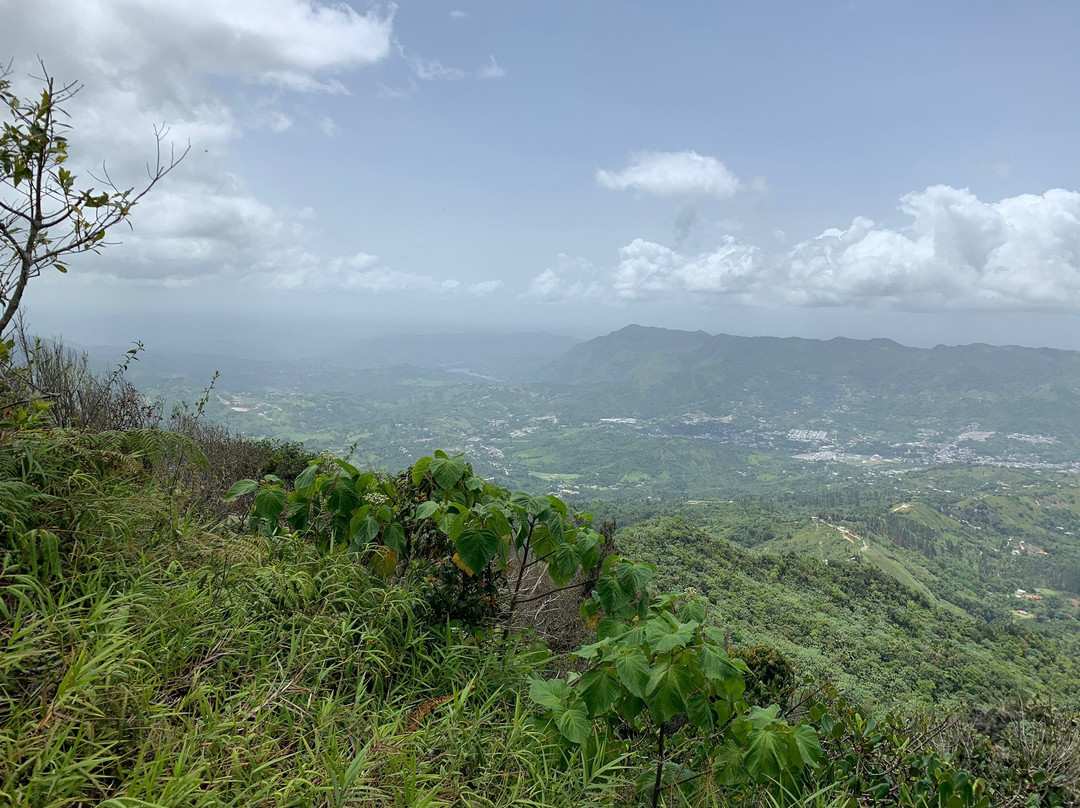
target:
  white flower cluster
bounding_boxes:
[364,492,390,508]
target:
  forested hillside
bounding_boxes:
[617,517,1076,707]
[544,325,1080,445]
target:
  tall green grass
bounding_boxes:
[0,429,633,807]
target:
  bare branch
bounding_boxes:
[0,62,186,335]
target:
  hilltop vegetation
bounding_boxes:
[2,418,1077,807]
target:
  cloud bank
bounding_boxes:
[531,186,1080,312]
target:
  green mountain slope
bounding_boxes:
[543,325,1080,447]
[618,516,1078,709]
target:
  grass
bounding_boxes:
[0,428,633,807]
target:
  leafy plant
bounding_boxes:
[533,556,822,806]
[227,450,605,625]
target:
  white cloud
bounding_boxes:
[270,253,502,296]
[377,81,416,100]
[450,9,467,19]
[477,56,505,79]
[5,0,393,98]
[262,109,294,132]
[0,1,503,300]
[532,186,1080,313]
[596,150,744,201]
[613,238,762,299]
[783,185,1080,311]
[402,49,466,81]
[526,239,761,304]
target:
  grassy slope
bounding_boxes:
[0,431,628,808]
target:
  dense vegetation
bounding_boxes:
[2,356,1079,805]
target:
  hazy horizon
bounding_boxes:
[22,307,1080,359]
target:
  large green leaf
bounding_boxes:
[331,458,360,477]
[542,510,564,544]
[415,500,439,520]
[712,741,750,787]
[549,540,581,585]
[596,574,633,613]
[525,495,550,517]
[788,724,822,768]
[430,454,467,490]
[744,704,781,730]
[454,527,500,576]
[349,510,380,548]
[224,478,258,500]
[596,617,627,641]
[382,521,406,553]
[577,669,621,718]
[615,648,650,698]
[684,692,715,730]
[529,677,569,710]
[252,486,286,522]
[554,704,591,744]
[699,644,742,683]
[645,660,685,724]
[293,463,320,493]
[616,561,654,595]
[678,599,707,624]
[744,725,789,784]
[649,620,698,654]
[410,456,432,486]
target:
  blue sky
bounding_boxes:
[5,0,1080,349]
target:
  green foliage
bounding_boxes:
[228,450,604,625]
[2,425,1078,808]
[533,557,824,806]
[803,687,993,808]
[615,516,1079,709]
[0,440,633,806]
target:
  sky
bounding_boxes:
[4,0,1080,351]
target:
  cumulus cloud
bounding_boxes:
[5,0,393,98]
[0,0,488,300]
[613,238,762,299]
[2,2,499,299]
[525,239,761,304]
[530,186,1080,313]
[596,150,745,201]
[450,9,468,19]
[784,185,1080,311]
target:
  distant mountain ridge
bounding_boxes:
[541,325,1080,444]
